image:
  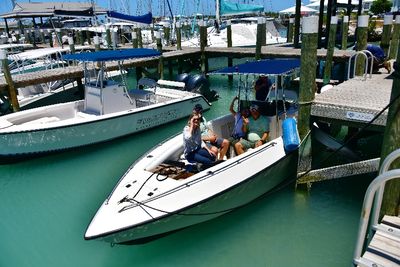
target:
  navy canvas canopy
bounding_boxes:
[63,48,160,62]
[210,59,301,76]
[107,11,152,24]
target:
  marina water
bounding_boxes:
[0,58,374,267]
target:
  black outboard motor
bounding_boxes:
[0,95,12,115]
[178,73,219,102]
[176,73,190,84]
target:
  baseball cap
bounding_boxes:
[193,104,203,113]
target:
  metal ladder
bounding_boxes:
[347,50,374,81]
[353,148,400,267]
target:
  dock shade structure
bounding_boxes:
[209,59,301,76]
[1,2,107,19]
[106,11,153,25]
[62,48,161,62]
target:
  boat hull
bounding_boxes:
[89,146,298,244]
[0,96,208,161]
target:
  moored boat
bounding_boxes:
[0,48,210,162]
[84,59,301,244]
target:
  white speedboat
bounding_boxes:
[84,59,301,244]
[182,18,287,48]
[0,48,210,161]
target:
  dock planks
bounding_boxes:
[356,215,400,267]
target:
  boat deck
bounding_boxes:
[311,71,393,131]
[356,215,400,267]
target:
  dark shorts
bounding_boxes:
[208,137,224,148]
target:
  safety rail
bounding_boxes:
[347,50,374,80]
[353,148,400,266]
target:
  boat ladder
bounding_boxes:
[347,50,374,81]
[353,148,400,267]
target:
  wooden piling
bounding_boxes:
[227,20,233,81]
[93,35,101,51]
[176,21,182,50]
[112,27,117,50]
[255,17,263,60]
[163,23,170,46]
[105,25,112,49]
[86,30,91,45]
[156,31,164,79]
[199,20,208,73]
[323,16,338,84]
[261,18,266,46]
[379,42,400,218]
[137,28,143,48]
[287,18,294,43]
[381,15,393,57]
[132,31,138,48]
[68,35,75,54]
[355,15,369,77]
[0,50,19,112]
[298,16,318,140]
[341,16,349,50]
[40,29,45,44]
[389,16,400,60]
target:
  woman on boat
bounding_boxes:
[183,113,217,166]
[193,104,230,160]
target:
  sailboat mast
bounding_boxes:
[215,0,220,24]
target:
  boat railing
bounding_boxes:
[347,50,373,81]
[352,148,400,266]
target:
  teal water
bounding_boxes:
[0,59,375,267]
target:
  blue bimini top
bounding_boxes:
[210,59,301,76]
[63,48,161,62]
[107,11,153,24]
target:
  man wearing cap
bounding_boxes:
[234,103,270,155]
[193,104,230,160]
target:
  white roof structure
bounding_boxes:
[307,0,360,7]
[278,5,318,15]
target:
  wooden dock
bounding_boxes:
[312,72,393,131]
[0,45,354,93]
[355,215,400,267]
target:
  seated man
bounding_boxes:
[365,44,391,73]
[234,104,270,155]
[193,104,230,160]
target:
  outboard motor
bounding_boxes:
[0,95,12,115]
[176,73,190,84]
[185,74,219,102]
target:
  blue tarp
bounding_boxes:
[107,11,152,24]
[210,59,301,76]
[220,0,264,16]
[62,48,161,62]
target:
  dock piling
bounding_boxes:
[389,16,400,60]
[287,18,294,43]
[68,35,75,54]
[132,31,138,48]
[0,49,19,112]
[227,20,233,81]
[323,16,338,84]
[379,42,400,218]
[341,16,349,50]
[255,17,264,60]
[355,15,369,76]
[381,15,393,56]
[176,21,182,50]
[199,20,208,73]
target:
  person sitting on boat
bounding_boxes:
[254,76,272,101]
[228,96,250,152]
[234,104,270,155]
[193,104,230,160]
[183,113,217,166]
